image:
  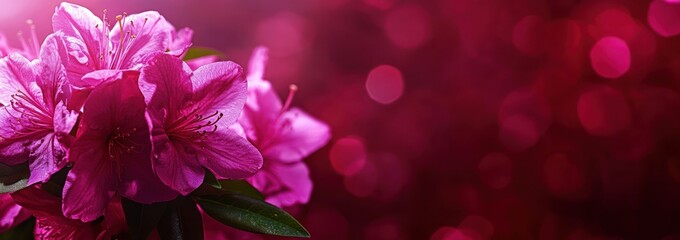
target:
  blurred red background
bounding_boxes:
[5,0,680,239]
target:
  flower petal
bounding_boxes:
[63,137,118,222]
[0,53,39,106]
[138,53,192,121]
[151,136,205,195]
[248,161,312,207]
[26,134,67,185]
[0,106,30,165]
[36,32,70,108]
[261,108,331,163]
[168,27,193,57]
[247,46,268,82]
[191,61,247,126]
[109,11,174,69]
[197,130,263,180]
[64,71,145,222]
[240,79,283,144]
[52,2,104,82]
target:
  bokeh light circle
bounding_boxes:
[589,36,631,79]
[329,136,367,176]
[543,153,584,198]
[648,0,680,37]
[430,227,475,240]
[366,65,405,104]
[577,86,631,136]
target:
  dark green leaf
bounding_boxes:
[196,194,310,238]
[122,198,170,240]
[204,171,222,189]
[157,197,204,240]
[218,180,265,200]
[0,162,30,193]
[183,47,224,61]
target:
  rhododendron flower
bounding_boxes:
[52,2,191,109]
[240,47,331,207]
[64,70,177,222]
[139,53,262,195]
[0,193,30,233]
[0,33,78,185]
[53,2,189,80]
[12,187,126,239]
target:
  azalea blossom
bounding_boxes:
[139,53,263,195]
[52,2,191,109]
[240,47,331,207]
[0,33,78,185]
[63,70,177,222]
[12,186,126,239]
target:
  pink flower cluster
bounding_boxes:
[0,2,329,238]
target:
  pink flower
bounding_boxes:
[0,193,30,233]
[240,47,331,207]
[52,2,191,109]
[64,70,177,222]
[138,53,263,195]
[12,186,126,239]
[0,33,78,185]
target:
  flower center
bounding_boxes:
[107,126,137,160]
[5,90,53,137]
[95,10,152,70]
[167,109,224,140]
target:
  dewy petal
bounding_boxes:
[109,11,174,70]
[0,193,30,232]
[191,61,248,126]
[52,2,104,81]
[248,161,312,207]
[150,136,205,195]
[261,108,331,163]
[198,130,263,180]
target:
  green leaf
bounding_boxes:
[218,180,265,200]
[0,162,30,193]
[122,198,170,240]
[204,171,222,189]
[182,47,224,61]
[196,194,310,238]
[157,197,204,240]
